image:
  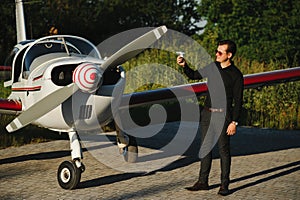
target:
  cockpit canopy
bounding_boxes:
[10,35,101,83]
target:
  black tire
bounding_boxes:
[123,135,138,163]
[57,161,81,190]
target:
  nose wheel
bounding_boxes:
[57,160,83,190]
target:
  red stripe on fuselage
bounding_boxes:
[12,86,41,92]
[33,75,43,81]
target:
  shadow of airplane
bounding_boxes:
[0,150,70,165]
[134,123,300,165]
[77,172,145,189]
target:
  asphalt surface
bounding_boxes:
[0,121,299,200]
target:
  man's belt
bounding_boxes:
[205,107,224,113]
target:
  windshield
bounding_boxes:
[22,35,101,71]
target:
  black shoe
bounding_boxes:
[185,181,209,191]
[218,185,230,196]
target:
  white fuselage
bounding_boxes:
[6,35,125,133]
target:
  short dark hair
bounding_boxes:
[218,40,237,59]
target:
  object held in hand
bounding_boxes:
[176,51,185,58]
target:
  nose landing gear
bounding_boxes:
[57,131,84,190]
[57,128,138,190]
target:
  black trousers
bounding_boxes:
[198,109,231,187]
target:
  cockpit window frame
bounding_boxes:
[19,35,101,80]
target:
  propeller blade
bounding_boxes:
[6,83,78,132]
[100,26,167,70]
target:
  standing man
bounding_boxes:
[177,40,243,196]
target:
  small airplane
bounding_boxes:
[1,0,300,190]
[0,0,169,190]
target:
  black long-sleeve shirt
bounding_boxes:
[183,61,244,122]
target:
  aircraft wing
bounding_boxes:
[0,99,22,115]
[120,66,300,108]
[1,67,299,113]
[243,67,300,89]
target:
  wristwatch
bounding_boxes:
[231,121,238,126]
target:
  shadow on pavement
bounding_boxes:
[78,172,144,189]
[1,122,299,191]
[229,160,300,194]
[0,150,70,165]
[135,123,300,158]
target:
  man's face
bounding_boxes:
[215,44,231,63]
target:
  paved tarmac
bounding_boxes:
[0,121,299,200]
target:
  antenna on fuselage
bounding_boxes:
[15,0,26,43]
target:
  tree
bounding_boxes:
[40,0,202,43]
[197,0,300,66]
[0,0,201,63]
[0,1,17,64]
